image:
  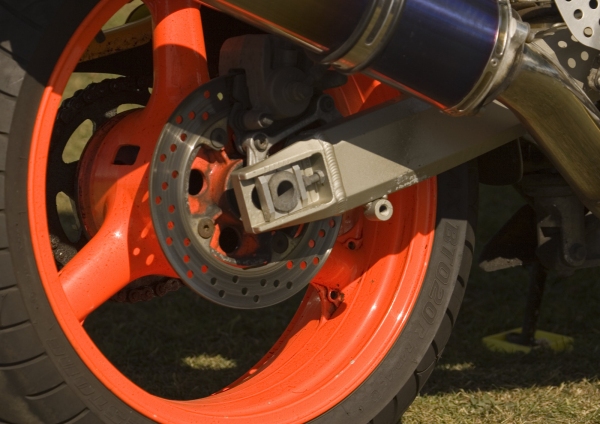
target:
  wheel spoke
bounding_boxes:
[59,192,177,321]
[59,223,133,321]
[143,0,209,122]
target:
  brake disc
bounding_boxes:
[150,75,340,309]
[556,0,600,50]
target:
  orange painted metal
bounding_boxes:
[54,0,210,321]
[28,1,437,422]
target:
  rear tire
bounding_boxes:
[0,1,476,422]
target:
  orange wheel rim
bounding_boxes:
[27,1,437,422]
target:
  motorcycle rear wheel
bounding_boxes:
[0,0,477,423]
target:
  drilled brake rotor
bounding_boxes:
[150,75,340,309]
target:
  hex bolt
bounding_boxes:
[209,127,227,150]
[198,218,216,239]
[364,198,394,222]
[302,171,325,187]
[253,133,269,152]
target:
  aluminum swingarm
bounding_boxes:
[232,98,524,233]
[202,0,600,230]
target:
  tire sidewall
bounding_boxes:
[6,0,152,421]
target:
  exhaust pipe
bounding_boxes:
[202,0,600,216]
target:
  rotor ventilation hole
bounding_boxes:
[241,287,248,295]
[168,205,175,213]
[232,276,239,283]
[201,265,208,273]
[175,116,183,124]
[308,239,315,248]
[219,227,240,254]
[210,277,217,285]
[160,154,167,162]
[188,169,204,195]
[219,290,225,298]
[172,170,179,179]
[180,133,187,141]
[253,295,260,303]
[574,9,583,19]
[170,144,177,152]
[286,281,293,289]
[313,257,320,265]
[187,270,194,278]
[274,280,280,288]
[188,111,196,120]
[203,90,210,99]
[260,279,267,287]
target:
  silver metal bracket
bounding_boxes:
[232,98,525,234]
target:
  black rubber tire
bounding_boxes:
[0,1,477,423]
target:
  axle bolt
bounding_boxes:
[198,218,215,239]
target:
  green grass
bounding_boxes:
[404,185,600,423]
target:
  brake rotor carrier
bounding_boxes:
[150,76,340,309]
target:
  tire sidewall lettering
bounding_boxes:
[420,223,461,326]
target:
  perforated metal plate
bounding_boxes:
[150,76,340,309]
[557,0,600,50]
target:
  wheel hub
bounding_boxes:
[150,76,340,309]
